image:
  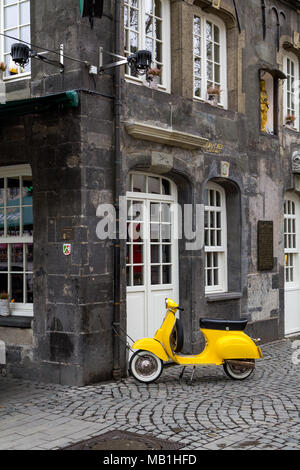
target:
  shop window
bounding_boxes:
[0,0,31,79]
[283,51,299,131]
[0,165,33,316]
[123,0,171,92]
[204,182,227,293]
[193,11,227,108]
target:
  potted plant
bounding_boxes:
[0,293,10,317]
[146,67,161,89]
[207,86,221,106]
[285,114,296,129]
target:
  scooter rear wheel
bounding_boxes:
[129,350,163,384]
[223,359,255,380]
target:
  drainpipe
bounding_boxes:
[112,0,122,380]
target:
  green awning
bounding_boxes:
[0,90,79,120]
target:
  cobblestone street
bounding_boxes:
[0,337,299,451]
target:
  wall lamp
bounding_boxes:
[11,42,64,73]
[91,47,152,77]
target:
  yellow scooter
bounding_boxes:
[129,298,263,384]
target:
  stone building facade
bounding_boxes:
[0,0,299,385]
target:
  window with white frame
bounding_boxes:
[123,0,170,92]
[284,198,298,286]
[204,183,227,293]
[283,51,299,131]
[0,165,33,316]
[0,0,31,79]
[193,12,227,108]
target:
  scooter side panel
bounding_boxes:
[131,338,169,362]
[216,333,262,359]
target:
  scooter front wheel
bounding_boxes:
[223,359,255,380]
[129,350,163,384]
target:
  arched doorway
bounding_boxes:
[126,172,179,342]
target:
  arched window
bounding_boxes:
[283,51,299,131]
[123,0,171,92]
[204,182,227,293]
[193,11,227,108]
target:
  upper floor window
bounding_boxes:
[193,12,227,108]
[123,0,170,92]
[0,0,31,79]
[283,51,299,131]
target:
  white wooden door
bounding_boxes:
[284,193,300,335]
[126,173,179,342]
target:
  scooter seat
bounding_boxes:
[199,318,248,331]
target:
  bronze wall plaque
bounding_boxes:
[61,228,74,241]
[257,221,274,271]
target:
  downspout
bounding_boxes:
[112,0,122,380]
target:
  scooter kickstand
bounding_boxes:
[188,366,196,386]
[179,366,186,380]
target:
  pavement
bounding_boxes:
[0,336,300,451]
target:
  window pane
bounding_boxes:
[7,178,20,204]
[194,16,201,36]
[0,273,8,296]
[151,265,160,284]
[145,0,153,14]
[162,244,171,263]
[163,265,171,284]
[4,4,18,29]
[154,0,161,18]
[0,180,4,207]
[214,25,220,43]
[154,18,162,40]
[194,77,201,97]
[4,29,18,54]
[0,244,8,271]
[161,178,171,195]
[25,273,33,303]
[130,32,138,53]
[151,244,160,263]
[133,265,143,286]
[150,202,160,222]
[7,207,20,236]
[20,25,30,44]
[0,210,4,237]
[150,223,160,242]
[145,14,153,35]
[206,21,212,40]
[11,243,23,270]
[23,206,33,236]
[11,273,23,302]
[161,203,171,222]
[22,177,33,205]
[132,174,146,193]
[148,176,160,194]
[20,1,30,24]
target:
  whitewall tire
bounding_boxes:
[129,350,163,384]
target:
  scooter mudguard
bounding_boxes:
[216,333,262,360]
[131,338,169,362]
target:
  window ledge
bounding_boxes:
[206,292,242,302]
[0,316,32,328]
